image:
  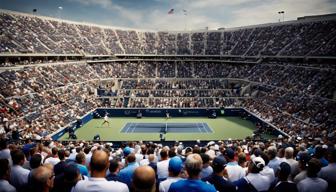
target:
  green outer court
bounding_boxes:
[60,116,256,141]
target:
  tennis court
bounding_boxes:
[59,117,257,141]
[121,122,213,133]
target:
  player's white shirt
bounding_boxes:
[104,116,108,121]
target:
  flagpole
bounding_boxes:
[184,11,186,31]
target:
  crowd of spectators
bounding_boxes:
[1,11,336,56]
[0,59,335,141]
[0,135,335,192]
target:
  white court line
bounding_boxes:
[204,122,214,133]
[125,123,132,133]
[203,123,209,133]
[202,123,207,133]
[130,123,135,133]
[197,123,202,133]
[200,123,206,133]
[131,123,137,133]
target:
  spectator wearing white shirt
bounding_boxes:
[285,147,300,179]
[234,157,272,192]
[260,152,275,183]
[159,156,183,192]
[83,147,92,167]
[157,148,169,181]
[68,147,81,161]
[10,150,30,191]
[225,148,245,182]
[44,147,60,166]
[72,150,128,192]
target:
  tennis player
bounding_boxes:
[166,111,170,120]
[102,114,110,126]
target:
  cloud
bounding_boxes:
[69,0,145,26]
[67,0,336,30]
[225,0,336,27]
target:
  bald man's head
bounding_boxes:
[90,150,109,172]
[30,165,54,192]
[132,166,156,192]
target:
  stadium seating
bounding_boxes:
[1,11,336,56]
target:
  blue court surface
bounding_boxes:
[121,123,213,133]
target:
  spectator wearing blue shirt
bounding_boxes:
[118,153,139,188]
[202,156,237,192]
[76,152,89,176]
[106,159,121,181]
[200,153,213,179]
[168,154,216,192]
[267,146,282,173]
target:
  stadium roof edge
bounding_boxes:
[1,8,335,33]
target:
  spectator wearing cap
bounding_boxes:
[267,146,282,173]
[200,153,213,179]
[53,164,82,192]
[157,148,169,181]
[10,149,30,191]
[225,148,245,182]
[159,156,183,192]
[272,162,298,192]
[0,159,16,192]
[72,150,128,192]
[118,153,139,188]
[234,157,271,192]
[106,159,121,181]
[297,158,328,192]
[202,156,236,192]
[168,154,216,192]
[206,141,216,159]
[318,148,336,192]
[132,166,156,192]
[29,165,54,192]
[293,152,311,184]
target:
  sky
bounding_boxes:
[0,0,336,31]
